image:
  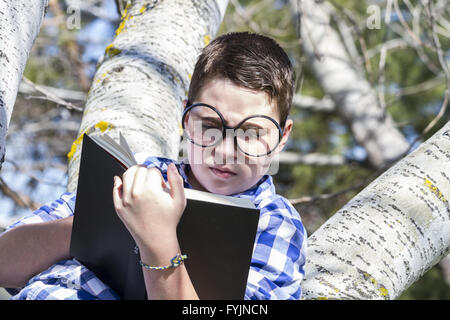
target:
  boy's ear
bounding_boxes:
[275,119,293,154]
[182,99,188,108]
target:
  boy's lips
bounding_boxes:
[209,166,236,179]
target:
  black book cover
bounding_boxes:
[70,134,260,300]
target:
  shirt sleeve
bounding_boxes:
[3,192,77,297]
[5,192,76,231]
[245,196,307,300]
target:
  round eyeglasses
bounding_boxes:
[181,103,284,157]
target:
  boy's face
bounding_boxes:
[185,78,293,195]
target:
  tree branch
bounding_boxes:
[0,177,41,211]
[301,120,450,299]
[20,77,84,112]
[0,0,49,169]
[291,0,410,168]
[413,0,450,139]
[19,79,87,102]
[279,151,347,166]
[292,94,336,112]
[289,180,366,205]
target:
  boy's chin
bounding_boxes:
[206,186,244,196]
[200,180,236,195]
[202,179,257,196]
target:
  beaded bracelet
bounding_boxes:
[139,253,188,270]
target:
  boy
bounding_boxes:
[0,32,307,299]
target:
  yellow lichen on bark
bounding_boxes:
[424,178,447,202]
[67,121,113,160]
[203,34,211,46]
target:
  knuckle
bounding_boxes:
[147,168,163,181]
[130,188,142,200]
[121,197,132,207]
[147,167,160,175]
[136,166,147,174]
[124,165,138,177]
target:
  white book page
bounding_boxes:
[89,133,137,168]
[184,188,256,209]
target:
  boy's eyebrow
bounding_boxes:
[194,107,276,129]
[201,116,271,130]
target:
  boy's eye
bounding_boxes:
[241,127,265,137]
[202,121,222,130]
[243,130,260,138]
[241,125,258,130]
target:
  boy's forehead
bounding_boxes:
[196,78,279,123]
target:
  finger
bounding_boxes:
[112,175,123,214]
[121,165,140,205]
[130,166,149,198]
[146,168,167,191]
[166,163,186,207]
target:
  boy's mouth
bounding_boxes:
[209,166,236,179]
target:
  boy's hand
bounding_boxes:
[112,163,187,256]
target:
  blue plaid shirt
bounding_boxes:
[6,155,307,300]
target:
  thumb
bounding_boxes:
[167,163,186,207]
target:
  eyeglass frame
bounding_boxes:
[181,102,285,157]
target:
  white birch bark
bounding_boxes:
[66,0,229,192]
[292,94,335,112]
[0,0,48,168]
[301,121,450,299]
[291,0,410,168]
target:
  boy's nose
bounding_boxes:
[213,129,237,164]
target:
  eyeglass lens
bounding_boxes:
[183,105,280,157]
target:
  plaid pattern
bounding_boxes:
[6,155,307,300]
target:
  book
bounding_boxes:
[69,133,260,300]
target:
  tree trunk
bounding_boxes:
[291,0,410,168]
[301,120,450,299]
[66,0,229,192]
[0,0,48,169]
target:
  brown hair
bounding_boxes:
[188,32,295,127]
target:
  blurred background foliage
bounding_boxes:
[0,0,448,299]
